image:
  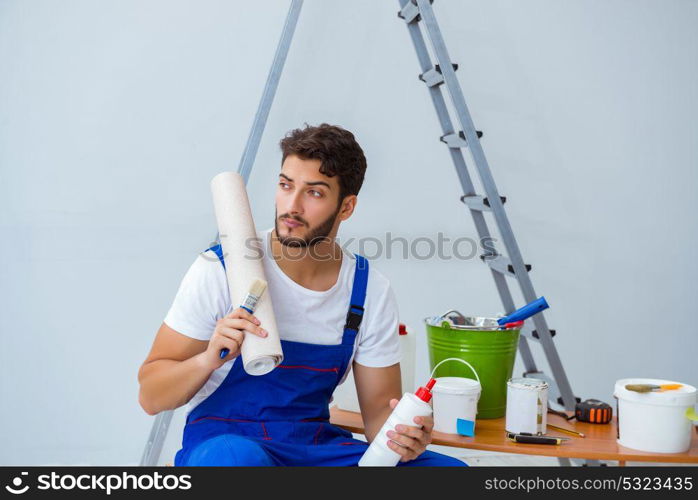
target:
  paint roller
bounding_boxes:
[497,296,549,327]
[210,172,283,375]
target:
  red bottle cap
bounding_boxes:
[415,378,436,403]
[398,323,407,335]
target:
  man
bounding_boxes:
[138,123,465,466]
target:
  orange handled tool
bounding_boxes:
[625,383,683,393]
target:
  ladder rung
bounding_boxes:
[397,0,433,24]
[480,254,531,277]
[419,63,459,88]
[557,396,582,406]
[520,322,557,341]
[460,194,506,211]
[440,130,483,148]
[532,328,556,339]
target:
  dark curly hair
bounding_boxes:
[279,123,367,202]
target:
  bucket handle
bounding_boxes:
[432,309,467,325]
[430,357,480,384]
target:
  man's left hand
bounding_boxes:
[385,398,433,462]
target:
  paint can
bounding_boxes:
[505,378,548,435]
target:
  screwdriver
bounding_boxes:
[506,432,570,445]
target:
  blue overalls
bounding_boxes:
[173,245,466,467]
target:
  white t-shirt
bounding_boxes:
[164,227,401,416]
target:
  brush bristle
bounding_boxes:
[625,384,652,393]
[249,279,268,297]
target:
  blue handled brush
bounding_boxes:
[220,279,268,359]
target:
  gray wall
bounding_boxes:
[1,0,695,465]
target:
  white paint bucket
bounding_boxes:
[430,358,481,435]
[505,378,548,435]
[613,378,698,453]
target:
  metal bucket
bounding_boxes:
[425,310,520,419]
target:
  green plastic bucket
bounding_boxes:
[425,311,520,419]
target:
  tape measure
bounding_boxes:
[575,399,612,424]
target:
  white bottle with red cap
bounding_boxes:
[333,323,415,411]
[358,378,436,466]
[399,323,416,393]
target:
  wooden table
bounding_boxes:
[330,407,698,465]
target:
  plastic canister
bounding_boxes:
[332,322,415,412]
[613,378,698,453]
[429,357,481,436]
[432,377,482,435]
[399,323,416,393]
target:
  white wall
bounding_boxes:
[1,0,695,465]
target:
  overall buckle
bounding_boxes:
[344,305,365,331]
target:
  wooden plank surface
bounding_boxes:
[329,407,698,464]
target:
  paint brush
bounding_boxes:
[625,383,683,393]
[220,279,268,359]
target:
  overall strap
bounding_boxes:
[342,254,369,346]
[207,244,368,346]
[206,244,226,270]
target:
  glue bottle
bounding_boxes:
[358,378,436,467]
[398,323,416,393]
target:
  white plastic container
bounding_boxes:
[358,380,435,467]
[613,378,698,454]
[399,324,416,393]
[505,378,548,435]
[432,377,482,435]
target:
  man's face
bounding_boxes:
[274,154,343,247]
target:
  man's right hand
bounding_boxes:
[199,307,268,370]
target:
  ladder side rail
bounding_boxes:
[238,0,305,183]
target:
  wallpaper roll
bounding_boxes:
[210,171,283,375]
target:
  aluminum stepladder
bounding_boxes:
[398,0,589,466]
[142,0,586,467]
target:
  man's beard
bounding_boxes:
[274,204,340,248]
